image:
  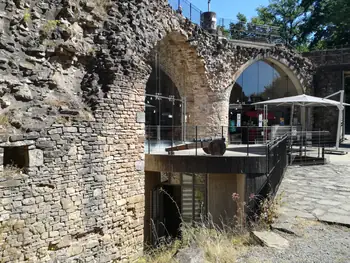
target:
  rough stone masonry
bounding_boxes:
[0,0,314,262]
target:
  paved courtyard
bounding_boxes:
[278,160,350,225]
[237,152,350,263]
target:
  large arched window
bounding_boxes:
[229,60,300,129]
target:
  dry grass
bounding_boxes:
[182,223,250,263]
[135,222,250,263]
[134,240,181,263]
[0,115,9,127]
[1,165,23,179]
[135,188,282,263]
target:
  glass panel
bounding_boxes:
[195,174,206,185]
[182,173,193,185]
[194,187,206,222]
[182,186,193,223]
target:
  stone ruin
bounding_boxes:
[0,0,314,262]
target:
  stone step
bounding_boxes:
[251,230,289,250]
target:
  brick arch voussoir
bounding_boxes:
[150,30,207,101]
[228,51,311,96]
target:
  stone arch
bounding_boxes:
[150,31,207,101]
[230,54,306,97]
[148,31,213,127]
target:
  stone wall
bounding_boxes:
[0,121,144,262]
[304,49,350,139]
[0,0,315,262]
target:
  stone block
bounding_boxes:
[135,160,144,171]
[48,128,63,135]
[28,149,44,167]
[136,112,145,123]
[93,189,102,197]
[49,231,60,238]
[117,199,127,206]
[0,179,22,188]
[127,195,144,205]
[66,188,75,194]
[94,174,106,182]
[61,198,74,210]
[22,198,36,206]
[69,243,84,256]
[252,231,289,249]
[63,127,78,133]
[9,134,24,142]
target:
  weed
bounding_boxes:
[0,115,9,127]
[1,165,23,179]
[232,191,284,229]
[40,20,61,39]
[23,9,31,23]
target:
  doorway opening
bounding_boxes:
[149,173,207,246]
[162,185,182,239]
[3,146,29,169]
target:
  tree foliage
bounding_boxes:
[301,0,350,49]
[239,0,350,50]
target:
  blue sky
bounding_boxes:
[185,0,269,20]
[168,0,279,94]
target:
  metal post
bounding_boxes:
[190,3,192,21]
[195,126,198,156]
[148,125,151,154]
[221,126,224,140]
[266,143,269,175]
[342,71,346,141]
[336,90,344,150]
[324,90,345,150]
[247,127,250,156]
[178,0,180,10]
[181,97,187,143]
[318,128,321,158]
[172,97,174,151]
[157,125,161,141]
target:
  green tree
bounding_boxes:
[229,13,248,39]
[301,0,350,49]
[253,0,305,46]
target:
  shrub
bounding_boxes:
[40,20,61,39]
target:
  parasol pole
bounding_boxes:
[324,90,345,150]
[289,103,294,163]
[336,90,344,150]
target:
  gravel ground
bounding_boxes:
[236,217,350,263]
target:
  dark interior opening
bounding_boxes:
[162,185,182,239]
[3,146,29,169]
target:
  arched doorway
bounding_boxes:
[228,59,302,143]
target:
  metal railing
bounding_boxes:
[168,0,284,44]
[217,18,282,44]
[145,125,285,156]
[266,134,288,196]
[303,47,350,66]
